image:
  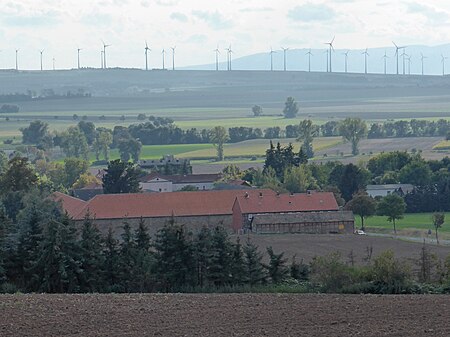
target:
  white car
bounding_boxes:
[355,229,367,235]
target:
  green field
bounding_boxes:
[355,213,450,234]
[433,140,450,150]
[178,137,342,159]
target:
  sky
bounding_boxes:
[1,0,450,70]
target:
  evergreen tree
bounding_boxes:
[231,237,246,285]
[118,221,136,291]
[207,227,233,287]
[103,228,120,291]
[133,219,154,292]
[33,214,81,293]
[79,213,104,292]
[194,226,212,288]
[243,238,266,285]
[154,220,195,291]
[102,159,141,194]
[265,246,289,284]
[0,207,11,285]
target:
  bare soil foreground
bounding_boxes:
[0,293,449,336]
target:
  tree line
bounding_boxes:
[1,196,449,294]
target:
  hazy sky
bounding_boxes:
[1,0,450,70]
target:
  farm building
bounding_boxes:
[232,191,354,234]
[139,173,222,192]
[54,189,276,237]
[138,155,190,170]
[366,184,414,198]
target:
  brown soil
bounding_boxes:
[0,293,449,336]
[241,234,450,265]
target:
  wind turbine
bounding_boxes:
[39,49,44,71]
[306,49,313,72]
[343,50,349,73]
[161,49,166,70]
[214,46,220,71]
[324,36,335,72]
[392,42,405,75]
[441,55,448,76]
[406,55,412,75]
[400,49,408,75]
[362,48,369,74]
[228,45,233,71]
[144,41,151,71]
[52,57,55,71]
[102,40,111,69]
[15,49,19,71]
[171,46,176,70]
[420,53,427,75]
[269,47,276,71]
[324,50,329,72]
[100,50,104,69]
[77,48,82,69]
[225,46,230,71]
[281,47,289,71]
[382,51,389,75]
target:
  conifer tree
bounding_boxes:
[33,214,81,293]
[194,226,212,288]
[0,207,11,285]
[118,221,136,291]
[103,228,120,291]
[133,218,154,292]
[154,220,195,291]
[79,213,104,292]
[231,237,246,286]
[207,226,233,287]
[243,238,266,285]
[265,246,288,284]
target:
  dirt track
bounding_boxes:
[0,293,449,336]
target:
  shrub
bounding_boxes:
[370,250,412,294]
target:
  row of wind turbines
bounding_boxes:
[4,38,450,75]
[273,38,448,76]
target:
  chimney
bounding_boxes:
[259,192,263,198]
[244,192,249,199]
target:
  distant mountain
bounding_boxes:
[183,44,450,76]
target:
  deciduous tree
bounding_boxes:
[338,118,367,155]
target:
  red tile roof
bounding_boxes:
[235,191,339,214]
[51,192,87,217]
[68,189,276,220]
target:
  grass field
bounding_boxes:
[433,140,450,150]
[355,213,450,234]
[179,137,342,159]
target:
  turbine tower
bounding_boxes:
[102,40,111,69]
[225,46,230,71]
[214,46,220,71]
[77,48,82,69]
[52,57,55,71]
[269,47,276,71]
[15,49,19,71]
[171,46,176,70]
[144,41,151,71]
[343,50,349,73]
[324,36,335,72]
[306,49,313,72]
[324,50,329,72]
[441,55,448,76]
[228,45,233,71]
[382,51,389,75]
[406,55,412,75]
[420,53,427,75]
[392,42,405,75]
[281,47,289,71]
[100,50,104,69]
[400,49,408,75]
[362,48,369,74]
[39,49,44,71]
[161,49,166,70]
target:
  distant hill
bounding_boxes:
[183,44,450,76]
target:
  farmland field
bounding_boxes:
[1,293,449,336]
[434,140,450,150]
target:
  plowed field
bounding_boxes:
[0,293,448,336]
